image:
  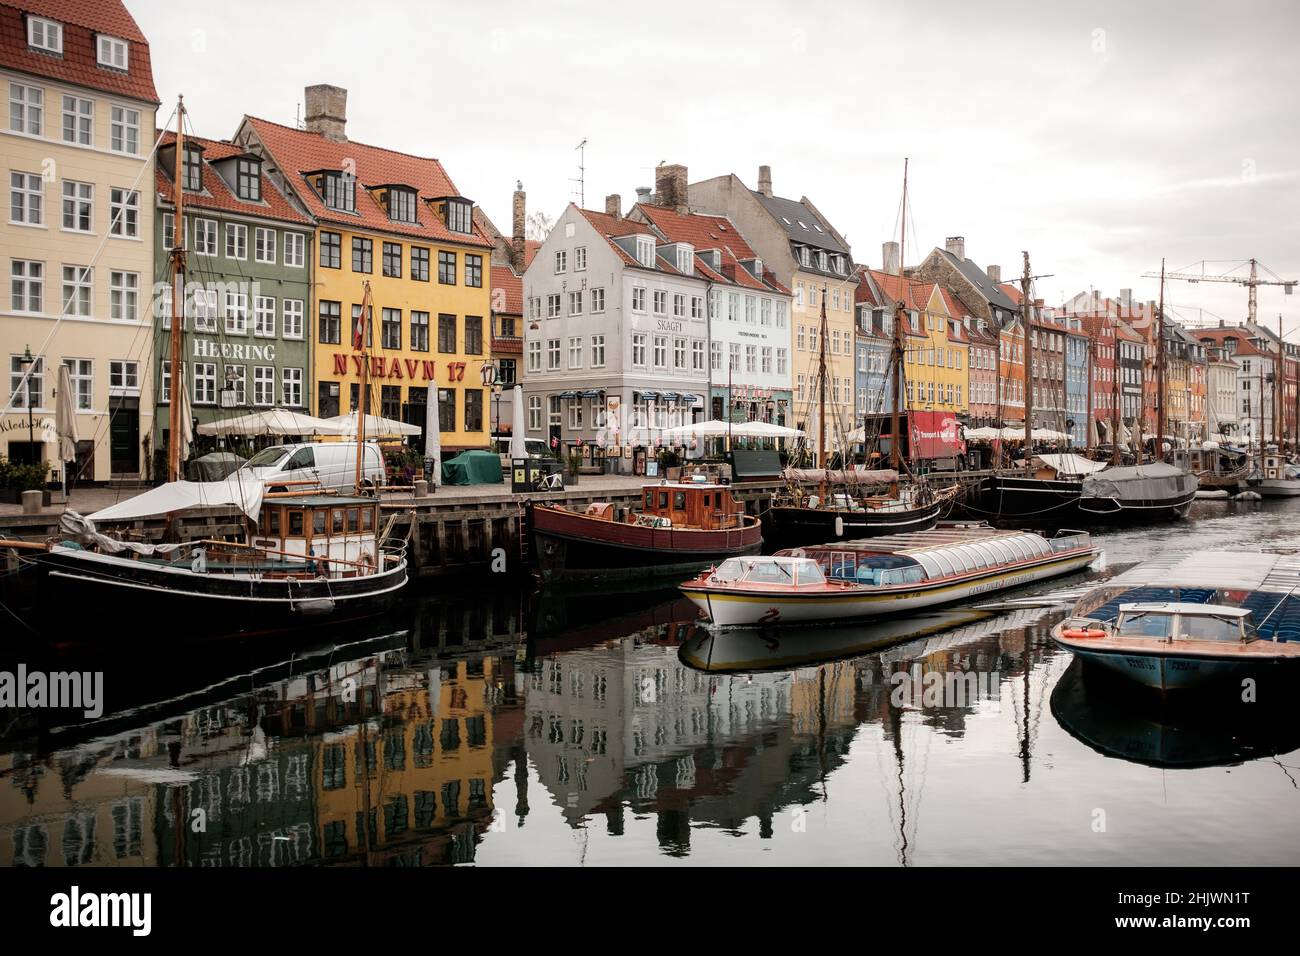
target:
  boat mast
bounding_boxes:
[1020,252,1032,473]
[355,281,372,494]
[167,97,188,483]
[1276,314,1284,459]
[1110,316,1121,466]
[1085,313,1094,453]
[818,282,828,475]
[1156,259,1166,462]
[890,159,909,492]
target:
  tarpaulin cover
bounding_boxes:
[1034,454,1108,477]
[440,450,504,486]
[87,474,267,523]
[784,468,899,485]
[186,451,247,482]
[1081,461,1197,503]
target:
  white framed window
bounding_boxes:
[108,270,137,321]
[61,95,93,145]
[710,341,721,371]
[282,367,303,407]
[254,295,276,337]
[676,246,693,274]
[553,249,567,274]
[569,291,583,316]
[673,293,685,318]
[225,291,248,334]
[777,348,788,376]
[632,333,647,367]
[109,360,138,394]
[546,294,561,318]
[547,338,560,371]
[745,345,757,373]
[761,347,772,374]
[591,335,605,367]
[284,233,306,268]
[590,287,605,313]
[193,363,216,404]
[574,246,586,271]
[97,35,129,70]
[283,299,304,339]
[527,341,541,373]
[673,337,686,369]
[109,105,139,155]
[728,293,739,321]
[653,290,667,315]
[223,364,246,405]
[631,287,647,312]
[9,355,43,409]
[745,296,756,323]
[653,335,668,369]
[27,17,62,54]
[254,227,276,264]
[62,181,93,232]
[62,265,92,316]
[635,237,655,268]
[192,287,217,331]
[10,260,43,313]
[7,173,41,226]
[109,188,138,238]
[568,336,582,369]
[528,395,542,431]
[195,219,217,255]
[568,401,583,430]
[61,359,92,410]
[692,340,705,371]
[253,366,275,406]
[691,296,704,320]
[225,223,247,260]
[9,83,43,135]
[159,360,172,403]
[729,343,740,370]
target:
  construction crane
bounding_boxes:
[1142,259,1296,326]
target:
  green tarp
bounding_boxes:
[440,450,503,486]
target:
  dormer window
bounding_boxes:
[97,35,129,70]
[28,17,63,55]
[676,244,694,275]
[446,199,472,234]
[817,250,828,271]
[636,237,656,268]
[753,257,762,276]
[236,159,261,201]
[321,171,355,212]
[799,247,811,267]
[181,146,202,191]
[387,187,417,224]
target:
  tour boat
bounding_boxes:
[530,478,762,583]
[1050,549,1300,691]
[680,524,1099,626]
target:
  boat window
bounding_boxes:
[645,491,654,509]
[333,509,345,534]
[362,507,374,531]
[674,491,686,510]
[745,561,798,585]
[794,560,826,585]
[659,492,669,510]
[913,554,944,579]
[347,508,360,532]
[288,510,304,537]
[971,543,997,568]
[285,447,315,471]
[712,559,746,582]
[881,566,925,585]
[932,551,958,576]
[989,540,1016,563]
[1178,614,1245,643]
[703,494,712,508]
[246,446,290,468]
[1117,612,1173,638]
[313,510,326,535]
[266,507,280,535]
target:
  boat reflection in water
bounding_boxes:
[1050,658,1300,769]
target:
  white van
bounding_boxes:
[242,442,387,493]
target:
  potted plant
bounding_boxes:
[0,456,52,505]
[564,453,582,485]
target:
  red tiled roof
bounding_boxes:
[155,131,312,227]
[523,240,541,268]
[0,0,158,103]
[575,205,688,276]
[244,115,493,248]
[488,262,523,317]
[1194,327,1269,357]
[1000,282,1023,305]
[634,203,789,294]
[867,270,933,312]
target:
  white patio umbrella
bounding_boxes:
[738,421,805,439]
[425,384,442,487]
[197,407,345,436]
[324,411,421,438]
[508,385,527,459]
[659,420,731,440]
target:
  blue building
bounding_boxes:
[1064,317,1091,446]
[854,276,895,424]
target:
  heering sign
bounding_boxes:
[193,339,277,363]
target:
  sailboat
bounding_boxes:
[34,98,409,636]
[764,160,952,547]
[1248,315,1300,497]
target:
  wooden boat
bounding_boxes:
[1248,449,1300,497]
[681,523,1098,627]
[1051,549,1300,691]
[530,478,762,583]
[765,481,957,548]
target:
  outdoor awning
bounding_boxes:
[557,391,579,400]
[660,392,679,401]
[682,394,701,405]
[581,389,603,398]
[637,391,659,401]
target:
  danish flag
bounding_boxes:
[353,283,372,350]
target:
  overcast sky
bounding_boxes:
[133,0,1298,336]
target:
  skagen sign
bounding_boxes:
[192,339,277,363]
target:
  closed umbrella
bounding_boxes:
[56,363,78,499]
[508,385,527,459]
[426,384,441,487]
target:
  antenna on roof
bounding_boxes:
[571,138,587,207]
[295,102,304,131]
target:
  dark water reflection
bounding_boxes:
[2,498,1298,866]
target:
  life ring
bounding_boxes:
[1062,628,1105,640]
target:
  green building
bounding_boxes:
[153,132,315,472]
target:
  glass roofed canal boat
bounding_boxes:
[680,522,1099,627]
[1051,550,1300,691]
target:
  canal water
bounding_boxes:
[2,499,1298,867]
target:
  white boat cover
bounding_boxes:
[1080,461,1197,501]
[86,474,267,523]
[784,467,899,484]
[58,511,186,556]
[1034,454,1108,477]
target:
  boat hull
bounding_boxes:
[1252,478,1300,498]
[36,546,408,638]
[763,500,942,548]
[1064,645,1294,691]
[683,550,1096,627]
[530,505,762,583]
[969,474,1195,529]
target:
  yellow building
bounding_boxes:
[870,274,969,415]
[238,86,493,452]
[2,2,159,480]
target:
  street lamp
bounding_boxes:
[18,345,35,464]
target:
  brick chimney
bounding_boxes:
[304,84,347,143]
[882,241,900,276]
[605,193,621,219]
[511,182,526,273]
[655,163,689,214]
[945,236,966,261]
[986,264,1001,284]
[758,165,773,198]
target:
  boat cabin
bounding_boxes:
[638,482,747,530]
[250,495,382,569]
[710,556,826,588]
[1114,602,1257,643]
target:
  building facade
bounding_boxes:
[1063,317,1090,446]
[152,132,314,469]
[2,1,159,480]
[238,86,494,454]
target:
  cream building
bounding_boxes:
[2,1,160,480]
